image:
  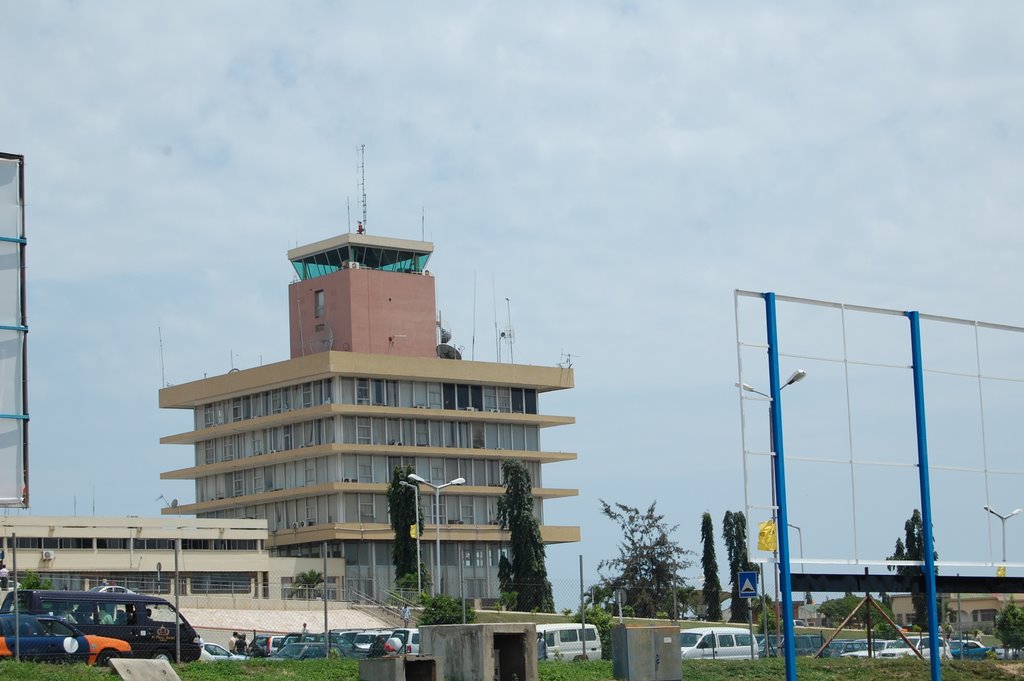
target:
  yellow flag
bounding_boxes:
[409,524,418,539]
[997,565,1006,578]
[758,520,778,552]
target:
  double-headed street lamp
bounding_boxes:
[984,505,1022,564]
[399,480,423,595]
[408,474,465,596]
[736,369,806,650]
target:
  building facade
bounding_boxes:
[159,232,579,599]
[0,515,341,601]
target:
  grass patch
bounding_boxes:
[3,657,1024,680]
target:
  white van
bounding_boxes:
[679,626,757,660]
[537,623,602,660]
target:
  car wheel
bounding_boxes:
[153,651,173,662]
[95,650,117,667]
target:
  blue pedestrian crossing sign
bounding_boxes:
[738,571,758,598]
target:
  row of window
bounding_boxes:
[194,455,541,502]
[6,537,260,551]
[196,417,541,467]
[272,539,509,571]
[197,378,541,430]
[198,492,542,531]
[201,380,334,427]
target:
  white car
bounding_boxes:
[841,639,906,657]
[87,585,136,594]
[877,636,952,660]
[201,642,248,661]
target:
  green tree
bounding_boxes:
[570,604,613,659]
[20,570,52,590]
[387,464,424,586]
[293,569,323,599]
[701,512,723,622]
[886,509,938,627]
[597,500,693,619]
[722,510,752,623]
[419,594,477,625]
[995,602,1024,655]
[497,459,554,612]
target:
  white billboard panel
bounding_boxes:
[0,154,26,507]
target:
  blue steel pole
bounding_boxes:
[906,311,941,681]
[763,292,797,681]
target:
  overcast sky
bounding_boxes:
[3,2,1024,596]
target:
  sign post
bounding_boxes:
[739,570,758,659]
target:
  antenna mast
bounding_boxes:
[158,326,167,387]
[359,144,367,232]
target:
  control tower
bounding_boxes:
[287,232,437,359]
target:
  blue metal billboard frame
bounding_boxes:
[759,294,941,681]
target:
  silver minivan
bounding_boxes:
[680,626,757,660]
[537,623,602,660]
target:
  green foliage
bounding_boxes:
[995,602,1024,652]
[722,510,752,623]
[497,459,554,612]
[886,509,938,627]
[19,570,52,590]
[701,511,723,622]
[418,593,477,625]
[293,569,323,599]
[753,593,778,634]
[595,499,693,620]
[570,604,613,659]
[387,465,422,583]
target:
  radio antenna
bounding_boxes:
[158,325,167,387]
[359,144,367,231]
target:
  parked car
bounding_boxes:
[842,639,907,657]
[2,589,201,662]
[36,615,132,666]
[353,629,393,652]
[877,635,952,660]
[536,623,602,660]
[268,642,329,660]
[88,585,136,594]
[950,639,992,660]
[389,628,420,654]
[248,633,289,657]
[681,627,756,660]
[201,642,248,661]
[0,613,91,663]
[758,633,826,658]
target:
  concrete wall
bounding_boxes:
[421,622,537,681]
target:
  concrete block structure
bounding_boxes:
[359,655,439,681]
[421,622,537,681]
[611,625,681,681]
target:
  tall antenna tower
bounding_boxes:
[359,144,367,231]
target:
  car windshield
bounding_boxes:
[354,633,379,645]
[274,644,308,659]
[680,632,701,647]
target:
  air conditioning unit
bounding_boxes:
[488,408,499,413]
[348,262,362,270]
[42,550,56,561]
[464,406,477,412]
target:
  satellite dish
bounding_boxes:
[170,499,178,508]
[292,522,299,529]
[436,343,462,360]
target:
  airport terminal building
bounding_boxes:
[159,232,579,599]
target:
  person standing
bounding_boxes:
[401,605,411,627]
[0,563,8,590]
[301,622,309,638]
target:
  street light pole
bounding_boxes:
[737,369,806,649]
[400,481,422,595]
[788,523,804,574]
[984,505,1023,563]
[408,474,466,596]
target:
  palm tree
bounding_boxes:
[294,569,324,600]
